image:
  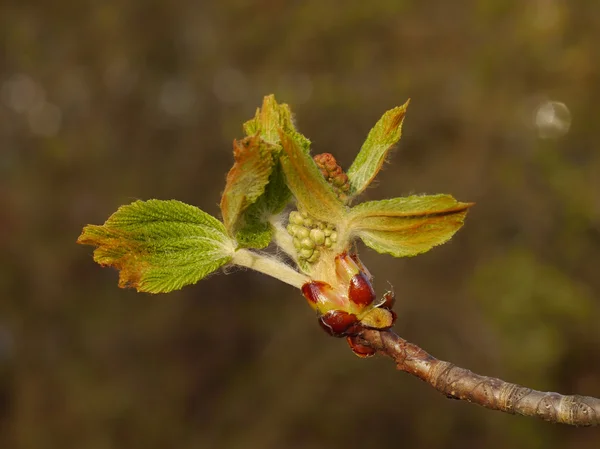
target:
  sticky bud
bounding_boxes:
[346,335,376,358]
[348,273,376,307]
[319,310,360,337]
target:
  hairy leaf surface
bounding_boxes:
[347,100,409,197]
[348,195,473,257]
[220,135,278,235]
[78,200,234,293]
[279,130,346,224]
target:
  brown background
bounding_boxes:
[1,1,599,448]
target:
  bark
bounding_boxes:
[358,329,600,426]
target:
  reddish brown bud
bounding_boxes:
[318,310,360,337]
[348,273,376,307]
[346,335,376,358]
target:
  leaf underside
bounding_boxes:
[77,200,233,293]
[279,130,346,224]
[349,195,473,257]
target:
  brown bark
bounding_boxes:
[358,329,600,426]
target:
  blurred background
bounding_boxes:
[1,0,599,448]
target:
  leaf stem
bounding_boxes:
[232,249,309,289]
[270,218,298,261]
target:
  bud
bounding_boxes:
[286,210,338,264]
[289,211,304,225]
[307,249,320,263]
[346,335,377,358]
[299,248,314,259]
[313,153,350,202]
[348,273,376,307]
[319,310,360,337]
[309,228,325,246]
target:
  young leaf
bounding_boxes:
[243,94,311,152]
[220,135,278,235]
[77,200,234,293]
[346,100,410,197]
[348,195,473,257]
[222,94,309,249]
[234,163,291,248]
[279,130,346,224]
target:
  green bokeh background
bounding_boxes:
[1,1,599,448]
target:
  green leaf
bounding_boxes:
[221,94,310,249]
[243,94,311,152]
[77,200,234,293]
[234,163,291,248]
[220,135,279,235]
[279,130,346,224]
[348,195,473,257]
[346,100,410,197]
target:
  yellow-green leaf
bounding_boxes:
[77,200,234,293]
[220,135,278,235]
[222,94,308,248]
[348,195,473,257]
[347,100,409,197]
[279,130,346,224]
[235,164,291,249]
[243,94,310,152]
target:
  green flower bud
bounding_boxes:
[299,248,314,259]
[301,237,315,250]
[324,237,332,248]
[309,228,325,246]
[307,249,320,263]
[302,217,314,228]
[296,227,310,239]
[293,237,302,249]
[330,231,338,243]
[289,211,304,226]
[287,224,298,236]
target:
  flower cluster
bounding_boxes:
[286,210,337,264]
[313,153,350,202]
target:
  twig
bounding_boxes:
[358,329,600,426]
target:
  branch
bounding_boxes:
[358,329,600,426]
